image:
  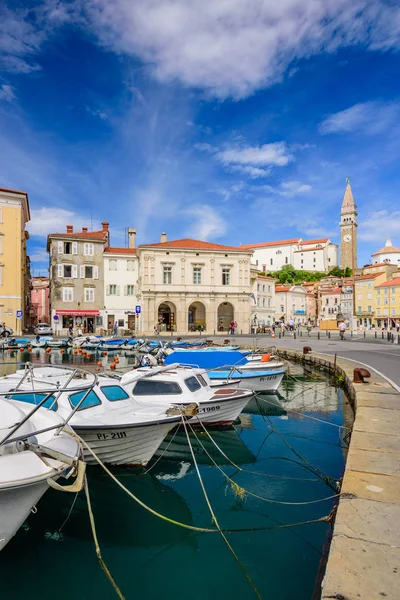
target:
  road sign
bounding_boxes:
[53,315,59,321]
[135,305,141,314]
[16,310,23,319]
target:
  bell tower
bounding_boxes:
[340,178,358,271]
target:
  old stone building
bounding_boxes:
[47,223,109,333]
[136,236,253,334]
[340,179,358,270]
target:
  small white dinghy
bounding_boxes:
[0,395,83,552]
[120,364,254,426]
[0,366,191,467]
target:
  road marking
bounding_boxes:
[314,351,400,394]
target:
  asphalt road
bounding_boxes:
[211,334,400,391]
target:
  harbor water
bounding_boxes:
[0,350,353,600]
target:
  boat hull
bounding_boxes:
[209,371,284,392]
[192,393,252,426]
[74,420,179,466]
[0,479,50,551]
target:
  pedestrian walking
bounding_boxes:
[229,320,235,335]
[113,321,118,336]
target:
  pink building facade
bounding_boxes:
[31,277,50,325]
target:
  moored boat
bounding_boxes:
[120,364,254,426]
[0,394,83,552]
[208,367,285,392]
[0,366,189,467]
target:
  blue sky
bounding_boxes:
[1,1,400,274]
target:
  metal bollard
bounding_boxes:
[279,332,281,339]
[294,332,296,339]
[351,330,353,337]
[398,335,400,345]
[364,330,366,338]
[353,367,371,383]
[382,331,384,339]
[317,331,320,340]
[328,331,331,339]
[375,331,377,338]
[303,346,312,354]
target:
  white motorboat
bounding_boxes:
[0,366,189,467]
[208,366,285,392]
[0,395,83,552]
[73,335,103,349]
[120,364,254,426]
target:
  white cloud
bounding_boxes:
[0,84,15,102]
[80,0,400,98]
[319,101,400,135]
[230,165,271,178]
[29,207,101,237]
[29,249,49,263]
[85,105,108,120]
[216,142,292,167]
[358,209,400,244]
[185,205,226,240]
[279,180,312,196]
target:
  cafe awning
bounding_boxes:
[55,310,100,316]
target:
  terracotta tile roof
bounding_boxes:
[257,274,276,280]
[363,262,394,268]
[240,238,301,250]
[294,247,324,253]
[49,230,108,240]
[275,285,292,292]
[0,186,28,195]
[139,238,247,252]
[104,247,137,254]
[376,277,400,288]
[354,273,384,281]
[372,246,400,255]
[298,238,329,245]
[320,288,342,295]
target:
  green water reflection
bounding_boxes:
[0,351,352,600]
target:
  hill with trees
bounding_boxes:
[259,264,352,285]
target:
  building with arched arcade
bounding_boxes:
[136,237,254,335]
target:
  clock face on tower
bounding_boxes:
[344,234,352,242]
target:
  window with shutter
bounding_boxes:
[93,266,99,279]
[72,242,78,254]
[80,265,85,278]
[116,285,120,295]
[58,241,63,254]
[72,265,78,278]
[57,264,63,277]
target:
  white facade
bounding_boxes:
[102,248,139,332]
[136,238,253,335]
[320,289,342,321]
[242,238,338,273]
[371,238,400,266]
[274,284,308,324]
[250,272,276,329]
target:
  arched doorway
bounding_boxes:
[217,302,234,332]
[158,301,176,332]
[188,301,206,332]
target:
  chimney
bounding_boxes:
[128,227,136,249]
[160,232,167,243]
[66,224,73,234]
[82,227,88,233]
[101,221,109,232]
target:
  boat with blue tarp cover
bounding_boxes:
[164,350,249,369]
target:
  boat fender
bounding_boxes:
[166,402,198,417]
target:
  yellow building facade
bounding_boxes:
[355,264,397,328]
[375,272,400,328]
[0,188,30,334]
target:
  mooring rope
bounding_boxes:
[188,422,340,506]
[144,423,180,474]
[180,415,263,600]
[262,416,340,491]
[84,476,126,600]
[75,434,328,535]
[195,417,319,482]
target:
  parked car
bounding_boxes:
[0,325,13,337]
[34,323,53,335]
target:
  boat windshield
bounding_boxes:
[134,380,182,396]
[69,389,102,411]
[100,385,130,402]
[184,377,202,392]
[7,392,58,412]
[196,374,208,387]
